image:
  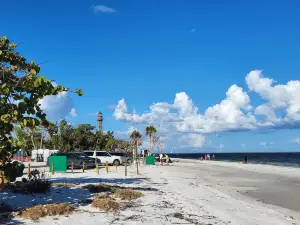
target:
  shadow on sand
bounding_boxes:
[1,174,155,224]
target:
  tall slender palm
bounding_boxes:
[145,126,157,155]
[129,130,142,168]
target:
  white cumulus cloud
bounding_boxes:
[38,92,74,121]
[114,70,300,134]
[246,70,300,126]
[113,70,300,149]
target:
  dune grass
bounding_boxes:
[20,203,74,221]
[92,195,119,212]
[52,183,77,188]
[114,189,143,200]
[83,184,112,193]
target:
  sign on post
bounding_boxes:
[49,156,67,173]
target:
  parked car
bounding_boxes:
[48,152,99,169]
[109,152,132,164]
[84,151,124,166]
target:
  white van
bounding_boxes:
[31,149,59,162]
[84,151,124,166]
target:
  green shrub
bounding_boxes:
[12,170,51,194]
[2,161,25,182]
[83,184,112,193]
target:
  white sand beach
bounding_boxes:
[2,159,300,225]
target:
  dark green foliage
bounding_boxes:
[12,169,51,194]
[0,35,83,165]
[3,161,25,182]
[40,121,130,152]
[83,184,112,193]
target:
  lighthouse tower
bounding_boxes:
[97,112,103,134]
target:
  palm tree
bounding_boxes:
[145,126,157,155]
[130,130,142,141]
[129,130,142,173]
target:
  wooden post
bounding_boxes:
[82,162,85,172]
[96,163,99,174]
[71,162,74,173]
[27,163,31,176]
[136,158,139,175]
[106,161,108,173]
[52,163,54,175]
[125,161,127,177]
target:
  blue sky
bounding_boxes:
[2,0,300,152]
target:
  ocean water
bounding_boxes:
[168,152,300,167]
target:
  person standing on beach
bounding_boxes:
[160,153,163,165]
[165,154,169,165]
[244,155,248,164]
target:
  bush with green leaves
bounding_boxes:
[3,161,25,182]
[0,35,83,166]
[13,169,51,194]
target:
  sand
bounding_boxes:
[2,159,300,224]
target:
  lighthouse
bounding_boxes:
[97,112,103,133]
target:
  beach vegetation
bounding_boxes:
[52,182,77,188]
[145,126,157,155]
[11,169,51,194]
[83,183,112,193]
[92,195,119,212]
[20,203,74,221]
[114,189,143,200]
[0,36,82,184]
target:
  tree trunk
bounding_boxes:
[132,144,135,165]
[31,135,36,150]
[40,128,44,149]
[149,134,152,156]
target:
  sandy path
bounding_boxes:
[142,159,300,225]
[2,160,300,225]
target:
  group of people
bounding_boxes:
[159,153,169,164]
[200,154,215,161]
[140,150,170,164]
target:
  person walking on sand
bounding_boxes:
[165,154,169,165]
[207,154,210,160]
[160,153,163,165]
[244,155,248,164]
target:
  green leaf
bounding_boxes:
[30,69,37,76]
[76,89,84,96]
[0,50,2,55]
